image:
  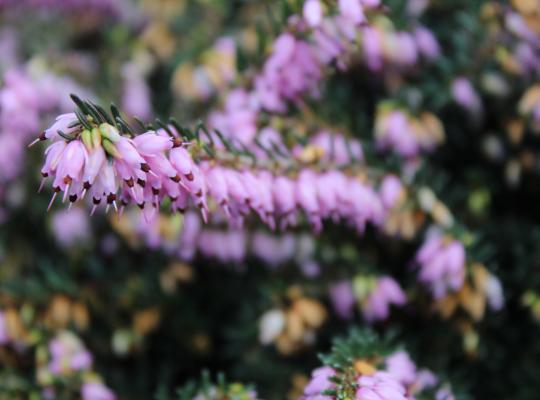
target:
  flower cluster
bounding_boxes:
[303,0,440,72]
[116,209,318,268]
[37,332,115,400]
[35,105,390,236]
[496,3,540,77]
[415,231,504,322]
[205,0,440,150]
[415,234,467,299]
[385,351,437,391]
[300,329,456,400]
[359,20,440,72]
[1,301,115,400]
[42,331,92,377]
[379,175,427,240]
[375,103,445,158]
[437,1,540,191]
[434,262,503,322]
[0,67,86,184]
[297,130,364,166]
[257,0,391,114]
[206,3,368,137]
[329,275,406,322]
[0,61,90,225]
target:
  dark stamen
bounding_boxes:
[141,163,150,172]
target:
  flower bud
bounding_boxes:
[103,139,121,158]
[99,123,121,142]
[81,129,93,151]
[91,127,102,149]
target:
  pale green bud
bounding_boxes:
[99,123,121,142]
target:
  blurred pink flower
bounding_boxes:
[363,276,406,322]
[329,281,356,319]
[81,382,116,400]
[301,366,335,399]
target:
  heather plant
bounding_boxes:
[1,0,540,399]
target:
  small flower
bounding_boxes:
[356,371,408,400]
[47,331,93,375]
[303,0,323,27]
[485,273,504,311]
[451,77,482,115]
[51,207,91,248]
[133,132,173,156]
[414,26,440,60]
[416,235,466,298]
[44,113,78,141]
[329,281,356,319]
[300,366,335,400]
[81,382,116,400]
[379,175,404,209]
[435,386,456,400]
[362,276,406,322]
[385,351,417,386]
[338,0,365,25]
